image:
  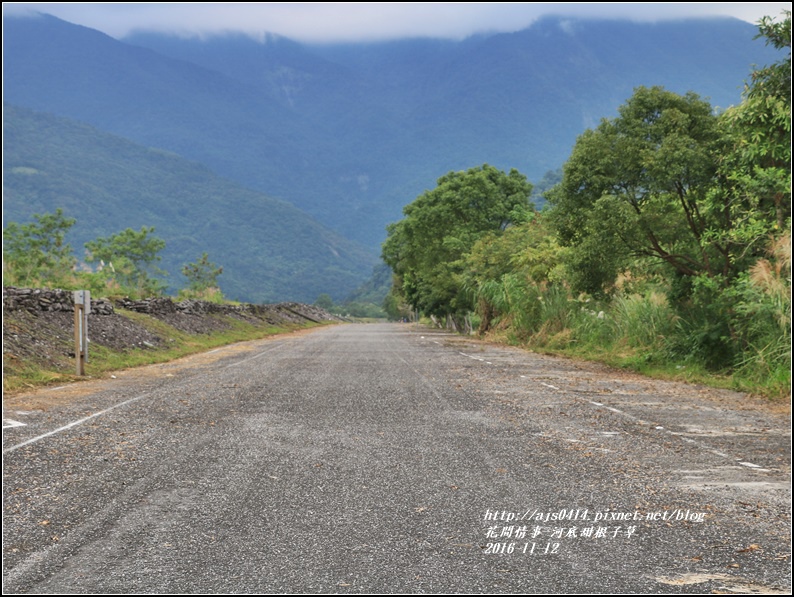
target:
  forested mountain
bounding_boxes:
[127,16,783,244]
[3,12,784,299]
[3,104,375,303]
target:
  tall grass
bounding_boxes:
[730,233,791,396]
[608,292,676,349]
[533,285,579,348]
[476,278,789,397]
[475,274,543,340]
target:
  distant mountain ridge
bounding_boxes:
[3,12,784,298]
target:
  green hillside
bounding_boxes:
[3,104,376,303]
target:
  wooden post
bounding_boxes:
[83,291,90,364]
[73,290,90,375]
[74,300,84,375]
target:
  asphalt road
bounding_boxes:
[3,323,791,593]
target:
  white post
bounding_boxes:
[73,291,90,374]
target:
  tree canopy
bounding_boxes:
[547,12,790,300]
[547,86,724,294]
[712,10,791,262]
[3,208,77,287]
[182,252,223,292]
[382,164,533,324]
[85,226,167,295]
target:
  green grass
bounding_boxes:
[523,337,789,401]
[485,288,790,401]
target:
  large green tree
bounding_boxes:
[710,10,790,261]
[546,12,790,371]
[547,86,724,295]
[382,164,533,325]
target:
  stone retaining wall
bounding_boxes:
[3,287,114,315]
[3,287,339,323]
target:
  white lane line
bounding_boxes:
[523,375,764,467]
[6,342,286,454]
[532,378,740,459]
[3,391,153,454]
[585,399,653,426]
[3,419,27,429]
[459,352,485,362]
[224,343,282,368]
[541,383,559,390]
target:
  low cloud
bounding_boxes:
[4,3,790,42]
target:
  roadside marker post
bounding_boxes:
[73,290,90,375]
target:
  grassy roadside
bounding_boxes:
[3,309,328,395]
[416,311,788,403]
[483,329,790,403]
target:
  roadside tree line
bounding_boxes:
[3,213,224,301]
[382,12,790,396]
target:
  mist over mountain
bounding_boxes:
[3,12,783,299]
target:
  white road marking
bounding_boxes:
[224,344,282,368]
[3,419,27,429]
[459,352,485,362]
[448,339,772,477]
[3,391,153,454]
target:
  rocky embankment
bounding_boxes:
[3,287,340,373]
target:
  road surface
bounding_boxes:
[3,323,791,593]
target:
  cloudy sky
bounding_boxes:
[4,3,790,42]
